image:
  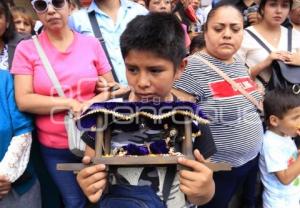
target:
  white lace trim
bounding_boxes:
[0,133,32,182]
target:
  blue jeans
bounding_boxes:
[198,155,259,208]
[40,145,87,208]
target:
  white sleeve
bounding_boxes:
[0,132,32,182]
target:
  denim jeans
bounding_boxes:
[40,145,87,208]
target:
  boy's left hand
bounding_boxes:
[177,149,215,205]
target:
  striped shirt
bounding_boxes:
[174,52,264,167]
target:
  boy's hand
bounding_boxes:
[0,175,11,199]
[177,149,215,205]
[76,156,108,203]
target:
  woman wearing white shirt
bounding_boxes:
[238,0,300,87]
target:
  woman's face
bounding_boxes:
[148,0,172,13]
[0,10,7,39]
[204,6,243,62]
[261,0,290,26]
[32,0,71,32]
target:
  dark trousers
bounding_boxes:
[31,137,64,208]
[40,145,87,208]
[199,155,259,208]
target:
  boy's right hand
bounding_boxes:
[0,175,11,199]
[76,156,108,203]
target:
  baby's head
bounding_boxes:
[120,13,186,102]
[264,89,300,137]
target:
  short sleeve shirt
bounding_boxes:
[11,31,111,148]
[259,130,300,207]
[174,52,264,167]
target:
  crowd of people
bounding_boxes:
[0,0,300,208]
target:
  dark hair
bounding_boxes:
[120,13,186,69]
[203,2,243,32]
[258,0,293,17]
[145,0,150,7]
[189,32,205,54]
[0,0,16,43]
[264,88,300,123]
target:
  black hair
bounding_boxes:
[258,0,293,17]
[189,32,205,54]
[120,12,186,69]
[264,88,300,123]
[0,0,16,43]
[145,0,150,7]
[203,2,243,32]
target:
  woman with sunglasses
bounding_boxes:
[0,1,41,207]
[11,0,116,207]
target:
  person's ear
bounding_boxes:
[174,58,187,80]
[269,115,280,127]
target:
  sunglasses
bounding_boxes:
[31,0,66,13]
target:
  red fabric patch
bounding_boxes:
[209,77,257,99]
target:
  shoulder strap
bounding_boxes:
[162,165,177,203]
[32,35,65,98]
[88,11,119,83]
[245,29,272,53]
[288,27,292,52]
[194,54,263,112]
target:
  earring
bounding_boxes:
[6,24,9,29]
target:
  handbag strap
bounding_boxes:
[194,54,263,112]
[32,35,65,98]
[287,27,292,52]
[162,165,176,203]
[88,11,119,83]
[245,29,272,53]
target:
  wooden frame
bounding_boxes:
[57,111,231,172]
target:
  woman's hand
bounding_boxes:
[0,175,11,199]
[95,77,130,99]
[68,99,84,118]
[266,51,289,65]
[177,149,215,205]
[283,52,300,66]
[247,11,261,25]
[95,77,116,93]
[76,156,108,203]
[110,84,130,99]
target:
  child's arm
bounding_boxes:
[76,155,108,203]
[177,149,215,205]
[275,154,300,185]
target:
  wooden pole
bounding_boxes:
[95,115,104,158]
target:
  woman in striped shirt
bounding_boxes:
[173,3,264,208]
